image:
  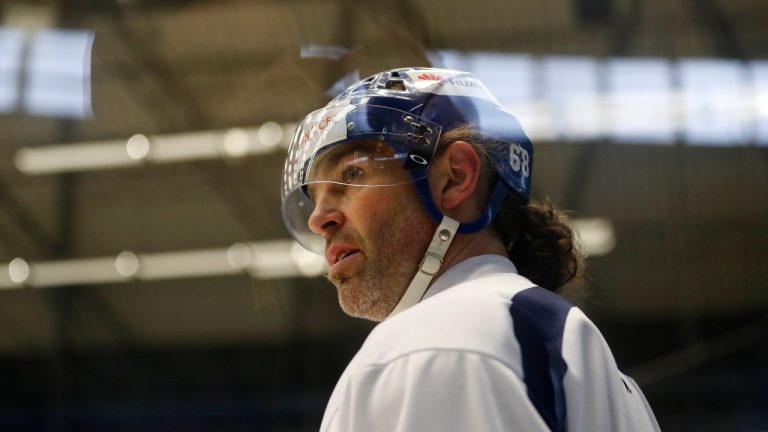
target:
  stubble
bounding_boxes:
[329,190,435,321]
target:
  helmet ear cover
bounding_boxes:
[410,169,512,235]
[421,128,534,230]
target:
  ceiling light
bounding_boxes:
[257,121,283,148]
[573,217,616,257]
[126,134,150,160]
[222,128,250,158]
[8,258,30,284]
[115,251,140,277]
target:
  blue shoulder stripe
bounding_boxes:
[509,286,573,432]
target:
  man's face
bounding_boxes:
[305,142,435,321]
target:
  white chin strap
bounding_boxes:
[387,215,460,319]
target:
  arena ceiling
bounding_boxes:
[0,0,766,363]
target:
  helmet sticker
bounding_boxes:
[402,69,501,105]
[509,143,531,178]
[297,104,351,151]
[403,150,431,169]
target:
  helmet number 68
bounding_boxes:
[510,144,530,178]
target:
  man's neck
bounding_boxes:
[431,229,508,286]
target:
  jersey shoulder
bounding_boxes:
[351,272,537,373]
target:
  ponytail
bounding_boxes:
[494,194,587,293]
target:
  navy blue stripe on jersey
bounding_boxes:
[509,286,573,432]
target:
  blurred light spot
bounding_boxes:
[606,58,674,143]
[573,217,616,257]
[757,92,768,117]
[541,56,601,140]
[227,243,253,269]
[222,128,250,158]
[0,27,25,113]
[258,122,283,148]
[300,44,347,60]
[126,134,150,160]
[280,123,298,148]
[16,141,137,174]
[115,251,139,277]
[290,242,325,277]
[680,59,747,145]
[150,131,218,162]
[24,29,94,118]
[8,258,30,284]
[14,148,33,172]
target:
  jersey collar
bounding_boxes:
[422,254,519,301]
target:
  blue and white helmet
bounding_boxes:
[281,67,534,255]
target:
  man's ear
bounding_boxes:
[429,141,482,213]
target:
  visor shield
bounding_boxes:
[281,104,442,253]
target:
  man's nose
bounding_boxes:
[307,191,345,236]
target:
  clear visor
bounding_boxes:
[281,103,441,254]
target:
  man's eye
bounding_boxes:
[342,166,364,183]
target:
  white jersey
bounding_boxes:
[320,255,660,432]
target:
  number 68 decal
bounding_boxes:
[509,143,530,177]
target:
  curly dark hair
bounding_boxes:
[494,194,586,293]
[437,126,587,293]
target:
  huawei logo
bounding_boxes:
[417,73,443,81]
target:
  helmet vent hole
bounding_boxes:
[385,79,405,91]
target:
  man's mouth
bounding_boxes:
[326,244,362,267]
[338,250,358,262]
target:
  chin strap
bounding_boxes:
[387,215,460,319]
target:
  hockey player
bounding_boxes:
[281,67,660,432]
